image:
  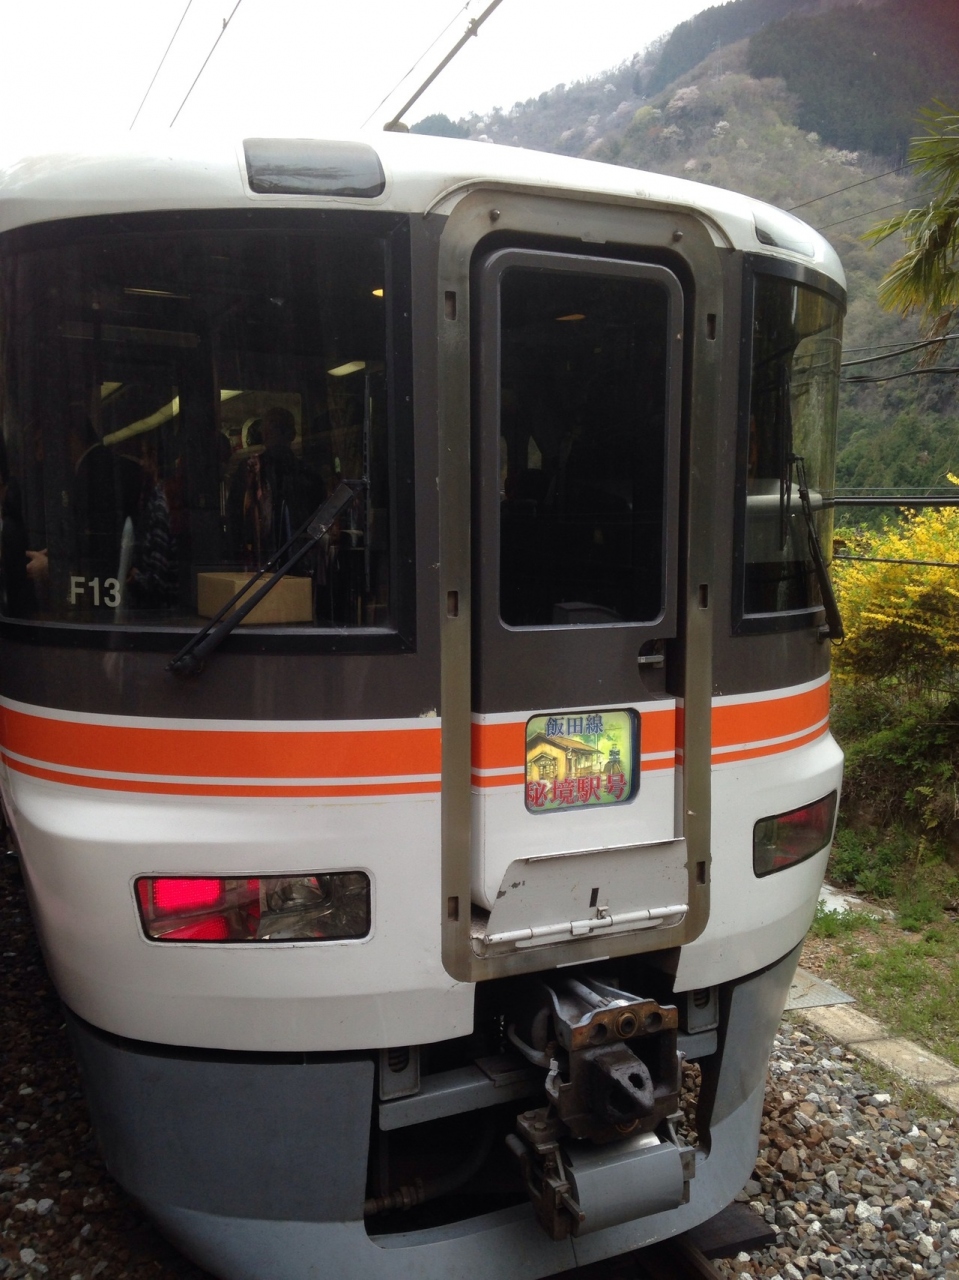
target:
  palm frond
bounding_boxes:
[868,103,959,330]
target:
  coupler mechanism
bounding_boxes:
[505,976,695,1240]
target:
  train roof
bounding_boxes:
[0,130,845,291]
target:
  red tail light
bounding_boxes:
[135,873,371,943]
[152,878,224,914]
[753,792,838,877]
[162,917,230,941]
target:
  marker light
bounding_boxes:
[753,792,838,878]
[135,873,371,942]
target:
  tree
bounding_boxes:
[409,113,470,140]
[833,480,959,688]
[867,104,959,340]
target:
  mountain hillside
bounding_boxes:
[450,37,932,412]
[644,0,856,97]
[413,0,959,507]
[748,0,959,156]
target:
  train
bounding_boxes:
[0,131,844,1278]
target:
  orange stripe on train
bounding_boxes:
[471,685,829,778]
[0,706,441,781]
[711,723,829,766]
[1,754,440,798]
[0,683,829,796]
[711,683,830,752]
[471,707,678,772]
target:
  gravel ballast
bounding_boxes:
[0,853,210,1280]
[2,848,957,1278]
[715,1026,959,1279]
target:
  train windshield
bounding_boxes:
[0,216,407,633]
[742,272,842,622]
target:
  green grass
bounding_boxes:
[828,681,959,915]
[809,913,959,1068]
[818,662,959,1074]
[829,826,911,902]
[808,898,879,939]
[826,823,959,929]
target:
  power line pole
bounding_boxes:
[382,0,507,133]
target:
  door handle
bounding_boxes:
[638,640,665,669]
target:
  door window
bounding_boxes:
[497,266,672,629]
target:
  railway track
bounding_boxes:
[555,1198,774,1279]
[553,1233,728,1280]
[632,1237,728,1279]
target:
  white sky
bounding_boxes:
[0,0,715,148]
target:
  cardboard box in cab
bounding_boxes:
[196,571,313,625]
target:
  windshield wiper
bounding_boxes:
[169,481,360,678]
[778,365,794,548]
[791,453,844,642]
[774,364,842,641]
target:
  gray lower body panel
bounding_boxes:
[67,943,800,1280]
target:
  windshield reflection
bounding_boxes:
[0,219,399,633]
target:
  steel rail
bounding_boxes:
[552,1233,727,1279]
[634,1237,727,1280]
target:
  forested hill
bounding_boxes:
[412,0,959,505]
[645,0,840,97]
[422,0,959,162]
[640,0,959,157]
[748,0,959,157]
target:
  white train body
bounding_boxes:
[0,132,844,1277]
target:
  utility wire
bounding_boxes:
[835,554,959,568]
[841,333,959,367]
[842,364,959,384]
[843,337,946,353]
[170,0,243,128]
[815,199,911,232]
[787,163,911,211]
[130,0,195,129]
[835,497,959,506]
[837,486,959,492]
[362,1,471,129]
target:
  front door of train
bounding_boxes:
[469,246,689,960]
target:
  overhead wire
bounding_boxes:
[842,337,949,353]
[815,199,911,232]
[842,365,959,384]
[787,163,911,211]
[835,554,959,568]
[130,0,195,129]
[170,0,244,128]
[836,487,959,493]
[361,1,472,128]
[841,334,959,367]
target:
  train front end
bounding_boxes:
[0,135,844,1278]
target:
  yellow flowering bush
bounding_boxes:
[829,490,959,904]
[833,479,959,686]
